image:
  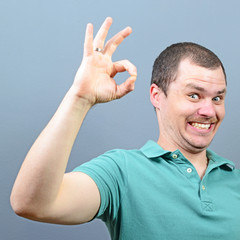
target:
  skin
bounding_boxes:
[10,17,137,225]
[150,59,226,178]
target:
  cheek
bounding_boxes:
[171,101,196,119]
[166,104,189,128]
[217,105,225,120]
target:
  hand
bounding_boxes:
[72,17,137,105]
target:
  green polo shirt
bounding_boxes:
[73,140,240,240]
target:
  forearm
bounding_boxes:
[11,86,92,215]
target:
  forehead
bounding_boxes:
[173,59,226,91]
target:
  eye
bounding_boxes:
[189,94,199,100]
[212,96,221,102]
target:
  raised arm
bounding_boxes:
[10,17,137,225]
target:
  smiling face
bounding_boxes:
[155,59,226,153]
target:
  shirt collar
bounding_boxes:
[140,140,171,158]
[206,149,235,170]
[140,140,235,170]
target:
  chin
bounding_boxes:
[184,137,213,152]
[183,144,208,154]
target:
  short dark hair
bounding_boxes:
[151,42,226,95]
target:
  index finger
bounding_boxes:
[83,23,93,57]
[103,26,132,57]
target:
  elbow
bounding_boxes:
[10,191,37,219]
[10,191,52,222]
[10,192,28,217]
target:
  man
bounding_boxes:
[11,17,240,239]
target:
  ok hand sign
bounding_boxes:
[73,17,137,105]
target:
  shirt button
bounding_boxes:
[172,154,178,159]
[202,185,206,190]
[187,168,192,173]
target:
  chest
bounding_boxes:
[120,162,240,239]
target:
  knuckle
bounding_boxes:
[105,39,111,46]
[130,84,135,91]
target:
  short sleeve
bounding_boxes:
[72,149,128,222]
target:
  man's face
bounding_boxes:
[157,59,226,153]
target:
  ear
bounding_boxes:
[150,84,165,109]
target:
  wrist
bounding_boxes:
[64,86,94,112]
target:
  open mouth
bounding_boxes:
[189,122,211,130]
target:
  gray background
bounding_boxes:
[1,0,240,239]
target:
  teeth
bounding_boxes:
[191,122,211,129]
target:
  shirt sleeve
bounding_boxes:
[72,149,128,222]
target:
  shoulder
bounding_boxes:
[93,147,147,169]
[73,140,163,175]
[103,147,145,160]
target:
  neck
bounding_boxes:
[180,148,207,165]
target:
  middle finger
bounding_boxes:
[93,17,112,50]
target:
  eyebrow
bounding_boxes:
[185,83,226,95]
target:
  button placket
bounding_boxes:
[170,151,200,183]
[199,176,214,212]
[200,181,207,197]
[201,201,214,212]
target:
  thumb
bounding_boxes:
[115,75,137,99]
[112,60,137,99]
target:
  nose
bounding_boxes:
[197,100,216,118]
